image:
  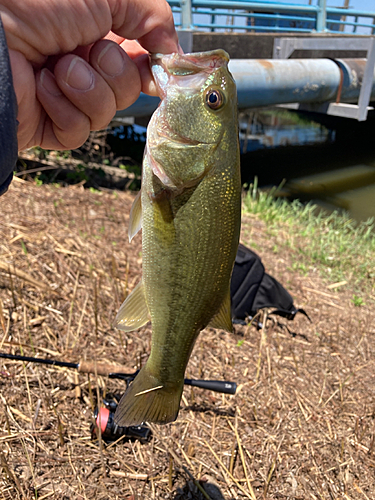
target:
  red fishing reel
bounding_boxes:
[91,395,152,444]
[91,376,237,444]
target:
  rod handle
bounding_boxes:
[78,361,133,377]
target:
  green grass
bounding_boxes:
[243,178,375,292]
[352,294,365,307]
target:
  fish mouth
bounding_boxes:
[151,50,230,98]
[149,50,229,146]
[151,50,229,75]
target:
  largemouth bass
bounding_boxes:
[114,49,241,426]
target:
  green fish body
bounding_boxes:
[114,50,241,426]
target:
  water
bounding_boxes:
[240,109,375,222]
[113,110,375,222]
[239,110,332,153]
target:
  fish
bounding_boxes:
[113,49,241,426]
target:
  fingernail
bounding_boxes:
[40,68,62,96]
[66,57,94,91]
[97,44,125,77]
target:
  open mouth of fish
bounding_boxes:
[151,50,229,99]
[151,50,229,77]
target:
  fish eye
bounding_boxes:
[205,89,224,110]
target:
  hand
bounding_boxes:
[0,0,179,150]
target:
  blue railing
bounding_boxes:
[169,0,375,34]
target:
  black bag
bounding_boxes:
[230,244,310,323]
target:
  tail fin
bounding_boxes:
[114,365,184,426]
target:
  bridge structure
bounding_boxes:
[115,0,375,123]
[173,0,375,35]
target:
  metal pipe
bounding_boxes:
[316,0,327,32]
[116,58,375,118]
[232,58,340,108]
[232,58,375,105]
[180,0,193,29]
[326,7,375,18]
[175,0,375,33]
[193,23,312,32]
[188,10,317,23]
[121,93,160,117]
[189,1,375,19]
[192,1,318,14]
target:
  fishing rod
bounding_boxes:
[1,351,237,443]
[0,352,236,395]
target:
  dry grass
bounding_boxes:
[1,178,375,499]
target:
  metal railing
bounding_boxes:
[169,0,375,34]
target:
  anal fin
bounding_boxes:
[207,288,233,333]
[114,280,150,332]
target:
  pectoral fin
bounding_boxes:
[207,289,233,333]
[114,280,150,332]
[128,190,142,242]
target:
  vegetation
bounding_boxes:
[243,178,375,293]
[2,180,375,499]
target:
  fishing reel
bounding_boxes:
[91,371,237,444]
[91,393,152,444]
[91,370,152,444]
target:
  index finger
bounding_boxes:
[104,32,148,59]
[103,33,155,94]
[109,0,179,54]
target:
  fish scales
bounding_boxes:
[114,50,241,426]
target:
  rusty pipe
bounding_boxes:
[116,58,375,117]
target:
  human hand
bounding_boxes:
[0,0,179,151]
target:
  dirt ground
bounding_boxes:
[1,178,375,500]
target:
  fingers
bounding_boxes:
[110,0,179,54]
[7,0,179,151]
[3,0,178,65]
[1,0,112,64]
[119,39,157,96]
[133,53,158,96]
[36,69,91,149]
[88,39,141,109]
[104,34,161,95]
[8,50,41,150]
[36,40,142,149]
